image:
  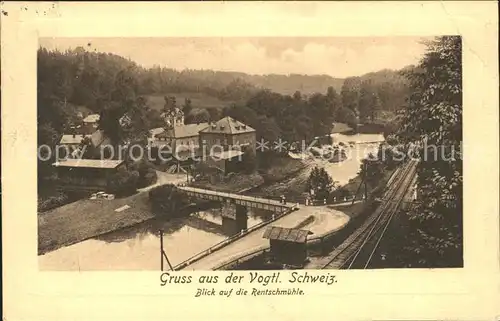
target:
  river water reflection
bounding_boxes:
[38,133,384,271]
[38,206,270,271]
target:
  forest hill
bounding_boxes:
[37,47,407,165]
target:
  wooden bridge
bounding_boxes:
[177,186,299,213]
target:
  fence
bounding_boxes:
[242,192,366,207]
[212,219,360,271]
[211,188,395,270]
[171,205,299,271]
[215,247,270,270]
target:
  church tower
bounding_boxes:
[162,107,185,128]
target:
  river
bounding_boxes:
[323,132,385,185]
[38,133,384,271]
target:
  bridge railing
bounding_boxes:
[171,205,299,271]
[215,247,270,270]
[177,185,297,209]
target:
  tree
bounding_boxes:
[129,159,158,188]
[394,36,463,267]
[335,107,358,129]
[149,184,190,217]
[359,156,385,188]
[255,115,281,145]
[240,146,257,174]
[357,80,382,123]
[222,104,259,128]
[293,90,302,101]
[358,80,373,122]
[307,92,335,137]
[207,107,222,122]
[145,108,165,129]
[106,167,139,196]
[163,96,176,112]
[326,86,342,113]
[98,102,125,145]
[306,166,335,200]
[341,77,361,116]
[182,98,193,116]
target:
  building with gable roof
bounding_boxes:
[59,134,92,147]
[199,116,256,155]
[153,122,209,154]
[51,159,126,192]
[198,116,256,174]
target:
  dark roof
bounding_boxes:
[157,123,209,139]
[262,226,311,243]
[200,116,255,135]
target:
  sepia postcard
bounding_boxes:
[2,1,499,321]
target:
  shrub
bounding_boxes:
[149,184,191,217]
[241,146,257,174]
[38,192,69,212]
[306,166,335,200]
[142,169,158,186]
[107,168,139,196]
[130,159,158,188]
[332,186,350,200]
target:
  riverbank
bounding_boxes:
[38,192,154,255]
[38,134,383,257]
[38,172,186,255]
[37,157,303,256]
[191,155,307,193]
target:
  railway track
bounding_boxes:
[321,159,418,269]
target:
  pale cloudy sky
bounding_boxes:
[39,37,430,78]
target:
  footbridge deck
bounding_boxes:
[177,186,298,212]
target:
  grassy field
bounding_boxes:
[145,92,235,111]
[38,191,155,255]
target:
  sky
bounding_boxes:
[39,37,431,78]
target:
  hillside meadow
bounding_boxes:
[145,92,236,111]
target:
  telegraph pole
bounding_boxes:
[159,230,174,271]
[352,162,366,205]
[160,230,164,271]
[363,163,368,200]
